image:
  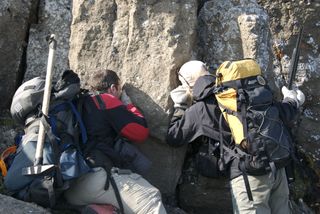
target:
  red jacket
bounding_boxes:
[82,92,149,150]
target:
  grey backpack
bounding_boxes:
[6,70,90,208]
[10,70,81,125]
[10,77,45,125]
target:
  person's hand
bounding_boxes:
[121,89,132,105]
[281,86,305,108]
[170,85,192,109]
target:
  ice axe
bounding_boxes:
[22,34,57,175]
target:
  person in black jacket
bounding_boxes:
[166,60,305,214]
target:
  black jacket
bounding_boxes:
[166,75,225,147]
[166,75,299,179]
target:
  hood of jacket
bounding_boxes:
[192,75,216,101]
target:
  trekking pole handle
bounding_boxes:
[34,34,57,166]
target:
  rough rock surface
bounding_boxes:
[197,1,271,69]
[0,0,319,213]
[0,193,50,214]
[69,0,198,140]
[258,0,320,210]
[24,0,72,81]
[69,0,198,197]
[0,0,36,110]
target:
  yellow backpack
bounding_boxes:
[215,59,262,145]
[214,59,293,201]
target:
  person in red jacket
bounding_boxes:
[65,69,167,214]
[81,69,150,173]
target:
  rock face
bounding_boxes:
[0,0,36,110]
[24,0,72,81]
[69,0,198,197]
[197,0,276,90]
[198,0,269,67]
[69,0,198,140]
[258,0,320,209]
[0,193,49,214]
[0,0,72,107]
[0,0,319,213]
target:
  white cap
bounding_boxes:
[178,60,209,88]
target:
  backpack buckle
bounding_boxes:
[111,167,132,175]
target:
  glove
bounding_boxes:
[121,89,132,105]
[281,86,305,108]
[170,85,192,109]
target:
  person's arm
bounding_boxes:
[276,86,306,124]
[275,99,299,125]
[166,86,196,147]
[119,103,149,142]
[166,108,194,147]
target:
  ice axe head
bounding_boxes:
[22,164,55,176]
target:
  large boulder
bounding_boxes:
[258,0,320,208]
[24,0,72,81]
[197,0,277,93]
[0,0,319,212]
[0,0,37,111]
[69,0,198,197]
[197,0,271,69]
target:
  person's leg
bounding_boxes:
[64,167,120,207]
[269,168,291,214]
[64,167,166,214]
[111,169,167,214]
[230,174,273,214]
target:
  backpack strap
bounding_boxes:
[238,88,249,141]
[217,112,255,201]
[239,160,254,201]
[93,93,106,110]
[76,92,88,143]
[109,168,125,214]
[218,114,226,170]
[47,101,88,147]
[221,145,254,202]
[208,139,217,155]
[67,101,88,144]
[40,114,58,145]
[217,113,237,170]
[218,76,260,90]
[43,176,56,207]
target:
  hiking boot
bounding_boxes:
[81,204,120,214]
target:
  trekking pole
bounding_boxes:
[23,34,57,175]
[285,26,304,183]
[288,26,303,90]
